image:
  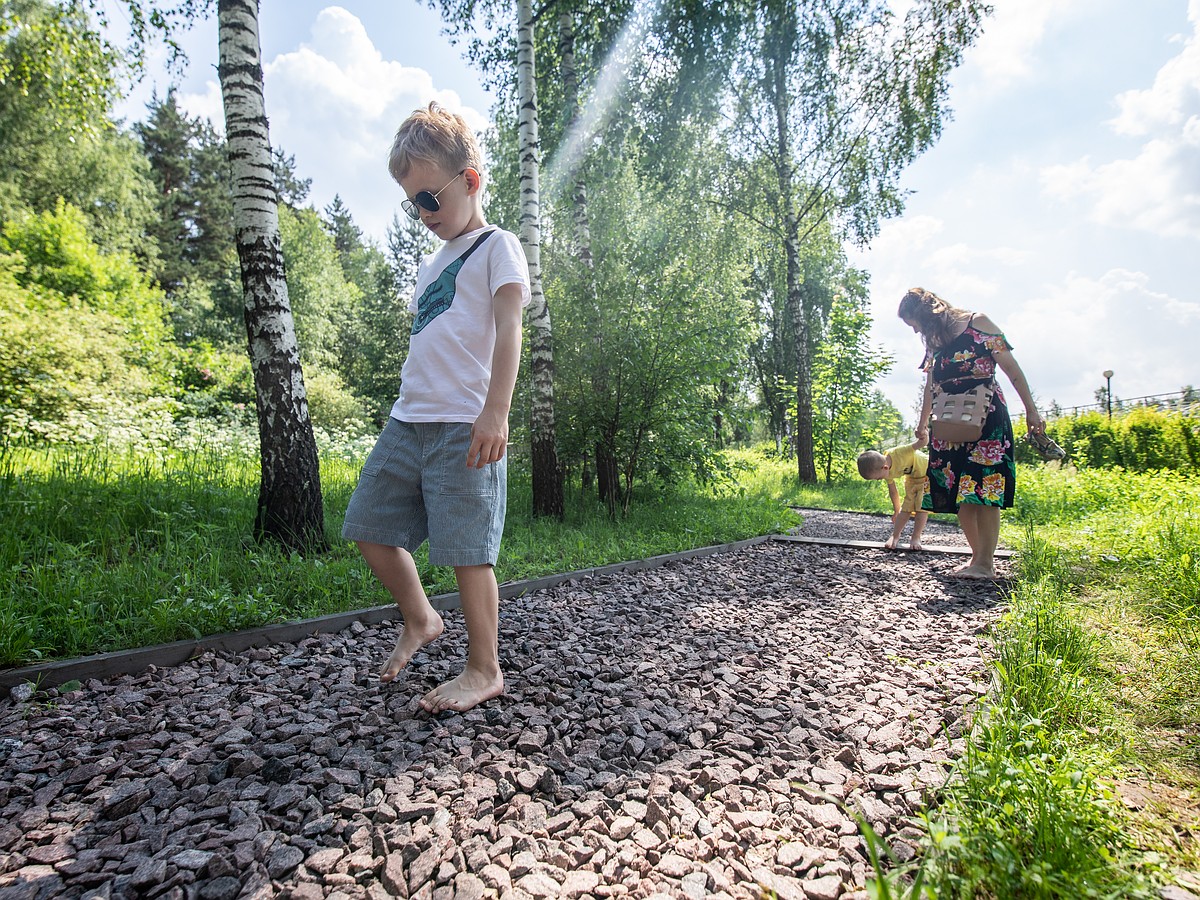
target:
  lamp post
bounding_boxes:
[1103,370,1114,419]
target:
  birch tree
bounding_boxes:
[516,0,563,518]
[722,0,987,482]
[216,0,325,549]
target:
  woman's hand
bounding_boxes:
[1025,409,1046,435]
[915,422,929,444]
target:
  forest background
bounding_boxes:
[1,0,993,505]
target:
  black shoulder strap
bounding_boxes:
[458,227,496,264]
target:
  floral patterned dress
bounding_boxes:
[922,320,1016,513]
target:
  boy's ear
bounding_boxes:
[464,167,482,194]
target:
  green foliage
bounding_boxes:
[303,368,371,434]
[913,708,1150,899]
[1,0,158,256]
[866,474,1200,897]
[175,340,254,421]
[278,205,363,372]
[334,213,429,425]
[0,203,177,444]
[813,290,895,479]
[1029,409,1200,473]
[993,570,1105,728]
[135,91,235,293]
[544,142,755,508]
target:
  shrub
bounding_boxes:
[0,204,177,445]
[1039,408,1199,473]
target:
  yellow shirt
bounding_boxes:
[886,444,928,481]
[886,445,929,514]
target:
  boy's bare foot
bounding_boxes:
[420,668,503,714]
[380,615,445,683]
[909,540,923,551]
[883,537,897,550]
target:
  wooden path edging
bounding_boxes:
[1,532,1011,691]
[0,536,771,691]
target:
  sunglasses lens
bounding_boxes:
[401,200,420,220]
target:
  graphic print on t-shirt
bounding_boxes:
[411,229,495,336]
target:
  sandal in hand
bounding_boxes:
[1026,430,1066,461]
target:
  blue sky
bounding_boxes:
[111,1,1199,420]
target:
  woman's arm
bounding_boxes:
[914,368,934,444]
[973,313,1044,435]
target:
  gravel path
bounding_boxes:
[789,508,971,550]
[0,511,1002,900]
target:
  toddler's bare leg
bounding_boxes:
[420,564,503,713]
[356,542,444,681]
[910,511,928,551]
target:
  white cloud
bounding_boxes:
[177,6,488,244]
[264,7,487,241]
[851,206,1198,418]
[1042,136,1200,238]
[1006,269,1200,409]
[1110,1,1200,135]
[1042,6,1200,239]
[968,0,1084,90]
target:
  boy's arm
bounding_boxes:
[467,282,525,468]
[887,479,901,515]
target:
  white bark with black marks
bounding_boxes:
[518,0,563,518]
[217,0,325,548]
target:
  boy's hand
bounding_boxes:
[467,409,508,468]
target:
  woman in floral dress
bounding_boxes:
[898,288,1046,580]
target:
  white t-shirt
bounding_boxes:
[392,225,531,423]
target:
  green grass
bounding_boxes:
[1,444,820,666]
[868,466,1200,898]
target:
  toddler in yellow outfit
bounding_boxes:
[857,438,930,550]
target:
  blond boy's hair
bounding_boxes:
[388,102,484,184]
[856,450,886,479]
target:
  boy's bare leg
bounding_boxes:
[356,542,444,681]
[420,564,503,713]
[910,511,928,550]
[884,513,904,549]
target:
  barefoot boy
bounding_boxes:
[341,103,530,713]
[857,438,930,551]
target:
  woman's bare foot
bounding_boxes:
[948,564,998,580]
[380,615,444,683]
[420,667,503,714]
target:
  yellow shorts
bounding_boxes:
[899,476,929,516]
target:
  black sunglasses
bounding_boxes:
[401,170,465,221]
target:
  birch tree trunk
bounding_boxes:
[767,0,817,483]
[217,0,326,547]
[517,0,564,518]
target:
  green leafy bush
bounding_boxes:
[1032,408,1200,472]
[0,204,177,445]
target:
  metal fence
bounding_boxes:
[1047,389,1199,421]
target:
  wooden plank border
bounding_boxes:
[1,536,772,691]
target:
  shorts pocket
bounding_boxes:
[360,421,404,477]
